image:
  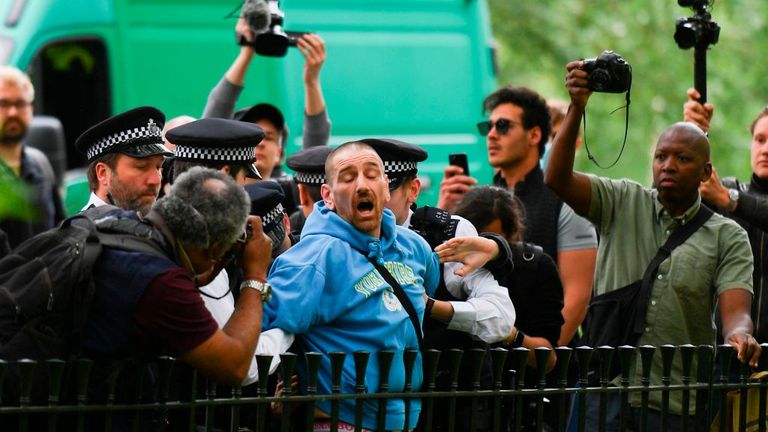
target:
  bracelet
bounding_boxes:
[425,298,435,318]
[511,329,525,348]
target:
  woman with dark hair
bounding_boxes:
[449,185,564,366]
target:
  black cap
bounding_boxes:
[357,138,428,190]
[167,118,265,179]
[286,146,334,185]
[75,106,172,162]
[244,181,285,233]
[234,103,288,145]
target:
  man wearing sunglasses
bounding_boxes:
[438,86,597,350]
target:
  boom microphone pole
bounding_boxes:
[674,0,720,103]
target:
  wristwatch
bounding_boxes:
[240,279,272,302]
[725,188,740,213]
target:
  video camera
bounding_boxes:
[582,50,632,93]
[674,0,719,50]
[240,0,310,57]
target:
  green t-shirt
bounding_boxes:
[587,175,753,414]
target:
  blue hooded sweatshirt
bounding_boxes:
[264,202,440,430]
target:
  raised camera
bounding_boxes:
[582,50,632,94]
[241,0,311,57]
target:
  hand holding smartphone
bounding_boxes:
[448,153,470,177]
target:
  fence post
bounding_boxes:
[718,344,735,432]
[156,357,174,432]
[304,352,323,432]
[596,346,614,432]
[490,347,508,432]
[618,345,636,432]
[510,347,529,432]
[638,345,656,432]
[353,351,370,431]
[46,359,65,432]
[467,348,487,432]
[575,346,593,432]
[695,345,714,431]
[420,349,440,432]
[554,346,573,431]
[75,358,92,432]
[255,354,274,432]
[679,344,695,431]
[277,352,297,432]
[759,344,768,432]
[445,348,463,432]
[329,351,346,432]
[377,351,395,432]
[402,349,418,432]
[660,344,676,432]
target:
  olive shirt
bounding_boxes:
[587,175,753,414]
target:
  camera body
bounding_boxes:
[582,50,632,93]
[241,0,310,57]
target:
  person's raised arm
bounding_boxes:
[298,34,331,149]
[202,17,255,119]
[543,60,594,217]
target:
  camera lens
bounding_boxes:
[674,18,698,49]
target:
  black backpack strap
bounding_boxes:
[632,204,714,334]
[367,257,423,349]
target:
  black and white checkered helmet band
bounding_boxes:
[383,160,418,176]
[86,119,163,160]
[294,172,326,185]
[263,203,284,232]
[175,145,256,162]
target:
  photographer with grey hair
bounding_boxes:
[82,166,273,385]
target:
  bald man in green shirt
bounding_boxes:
[545,60,761,430]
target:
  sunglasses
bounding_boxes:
[476,118,519,136]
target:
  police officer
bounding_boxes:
[165,117,264,185]
[285,145,334,235]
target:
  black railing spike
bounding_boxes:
[597,346,614,386]
[760,343,768,370]
[490,347,508,390]
[618,345,636,386]
[305,351,323,395]
[17,359,37,407]
[157,356,175,403]
[575,346,593,387]
[378,351,394,392]
[446,348,463,392]
[467,348,486,391]
[718,344,734,384]
[0,359,7,405]
[279,353,298,396]
[354,351,370,393]
[75,358,93,405]
[535,347,551,388]
[660,344,676,383]
[46,359,66,406]
[638,345,656,382]
[554,346,572,387]
[679,344,695,380]
[255,354,273,396]
[421,349,440,392]
[403,349,418,390]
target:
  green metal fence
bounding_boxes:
[1,343,767,431]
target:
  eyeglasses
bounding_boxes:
[476,118,518,136]
[0,99,32,110]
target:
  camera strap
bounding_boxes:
[582,74,632,169]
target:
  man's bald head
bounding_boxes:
[324,142,384,184]
[657,122,711,162]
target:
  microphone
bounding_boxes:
[241,0,271,35]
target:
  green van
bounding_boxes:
[1,0,498,213]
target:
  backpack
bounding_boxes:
[0,206,172,363]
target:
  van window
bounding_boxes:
[28,39,110,169]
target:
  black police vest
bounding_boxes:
[494,166,562,261]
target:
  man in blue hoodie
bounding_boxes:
[263,141,441,431]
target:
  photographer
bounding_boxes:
[547,60,758,430]
[202,8,330,214]
[685,88,768,344]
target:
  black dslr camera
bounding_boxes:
[582,50,632,93]
[241,0,310,57]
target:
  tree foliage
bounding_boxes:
[488,0,768,183]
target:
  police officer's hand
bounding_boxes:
[727,332,761,368]
[684,88,714,133]
[437,165,477,211]
[435,236,499,277]
[565,60,592,110]
[299,34,326,85]
[241,216,273,281]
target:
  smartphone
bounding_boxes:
[448,153,470,176]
